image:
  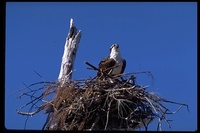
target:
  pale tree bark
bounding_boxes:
[58,18,82,86]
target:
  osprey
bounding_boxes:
[97,44,126,79]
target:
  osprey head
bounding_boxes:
[110,44,119,53]
[109,44,121,59]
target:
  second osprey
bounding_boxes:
[97,44,126,79]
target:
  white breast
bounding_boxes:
[110,47,123,75]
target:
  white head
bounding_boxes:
[109,44,121,59]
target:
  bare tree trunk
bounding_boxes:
[58,18,82,86]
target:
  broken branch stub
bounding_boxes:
[58,18,82,86]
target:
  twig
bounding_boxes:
[104,99,112,130]
[84,61,122,83]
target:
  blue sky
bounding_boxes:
[5,2,197,131]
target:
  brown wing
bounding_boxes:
[97,57,116,77]
[120,59,126,74]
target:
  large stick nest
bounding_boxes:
[16,71,189,131]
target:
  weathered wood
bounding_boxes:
[58,18,82,86]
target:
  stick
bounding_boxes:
[84,61,100,72]
[84,61,122,83]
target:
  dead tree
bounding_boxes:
[58,18,82,86]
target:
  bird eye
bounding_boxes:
[115,44,119,48]
[110,44,114,49]
[110,44,119,51]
